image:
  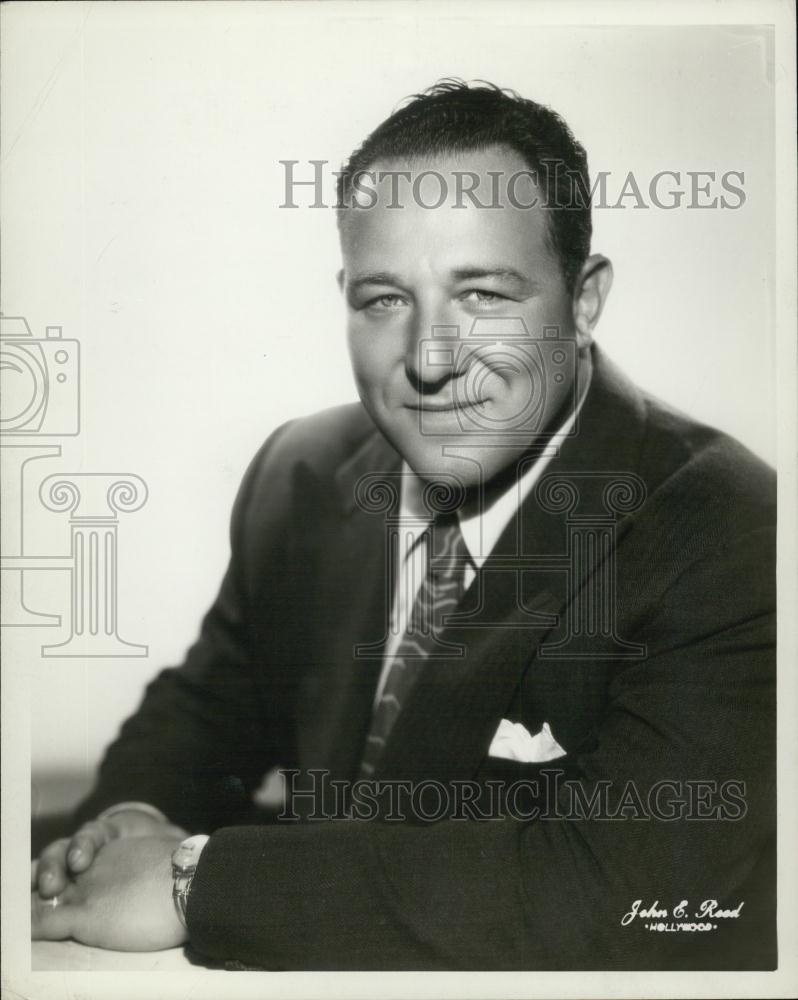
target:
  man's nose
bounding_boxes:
[404,303,463,393]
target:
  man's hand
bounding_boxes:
[32,808,187,899]
[31,835,188,952]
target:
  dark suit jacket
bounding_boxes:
[75,347,776,970]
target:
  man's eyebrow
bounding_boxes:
[451,266,530,284]
[347,271,404,289]
[348,267,533,289]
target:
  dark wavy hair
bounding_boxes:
[337,79,592,293]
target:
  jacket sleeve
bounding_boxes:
[184,523,776,969]
[73,424,295,833]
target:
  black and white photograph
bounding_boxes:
[2,2,797,997]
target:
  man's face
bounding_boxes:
[340,147,587,489]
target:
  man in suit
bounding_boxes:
[31,81,776,970]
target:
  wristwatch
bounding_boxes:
[171,834,210,927]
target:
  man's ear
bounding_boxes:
[336,268,345,292]
[572,255,613,349]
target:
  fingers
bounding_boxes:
[65,821,114,874]
[31,889,77,942]
[34,822,115,897]
[35,838,70,898]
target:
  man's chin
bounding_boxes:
[393,435,524,492]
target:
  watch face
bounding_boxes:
[171,844,197,871]
[171,834,208,872]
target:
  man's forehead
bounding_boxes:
[356,145,541,206]
[338,155,555,279]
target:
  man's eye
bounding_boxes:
[365,294,406,310]
[462,289,505,305]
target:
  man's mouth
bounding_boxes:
[406,398,487,413]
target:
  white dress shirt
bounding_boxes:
[374,370,591,704]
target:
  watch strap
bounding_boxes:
[171,834,210,928]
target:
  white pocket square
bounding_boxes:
[488,719,567,763]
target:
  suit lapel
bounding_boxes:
[297,427,402,781]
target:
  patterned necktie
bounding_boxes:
[359,514,468,778]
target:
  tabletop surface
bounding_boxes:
[32,939,195,971]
